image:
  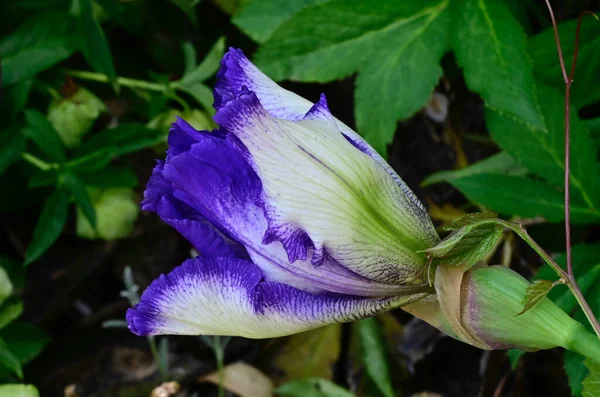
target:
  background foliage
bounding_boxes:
[0,0,599,396]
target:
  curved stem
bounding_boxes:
[213,335,225,397]
[66,70,170,92]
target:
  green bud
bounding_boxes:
[77,188,139,240]
[48,88,106,148]
[147,109,214,133]
[404,264,600,363]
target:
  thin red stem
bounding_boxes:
[543,1,600,336]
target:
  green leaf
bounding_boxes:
[75,124,164,160]
[0,257,24,291]
[422,152,527,187]
[507,349,525,370]
[0,267,12,307]
[178,37,226,86]
[451,0,543,129]
[253,0,450,156]
[566,350,591,397]
[442,211,498,231]
[528,15,600,108]
[0,323,50,364]
[0,80,34,123]
[170,0,199,25]
[23,110,66,163]
[177,83,215,115]
[182,41,197,76]
[276,378,357,397]
[517,279,555,315]
[425,214,504,269]
[486,84,600,217]
[63,172,96,228]
[0,301,23,329]
[0,384,39,397]
[24,188,69,266]
[0,127,26,176]
[1,37,77,88]
[356,318,395,397]
[233,0,328,43]
[79,166,138,188]
[583,359,600,397]
[0,338,22,379]
[71,0,117,87]
[0,11,74,58]
[451,174,598,223]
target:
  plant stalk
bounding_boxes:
[66,70,169,92]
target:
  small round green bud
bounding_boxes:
[48,88,106,148]
[77,188,139,240]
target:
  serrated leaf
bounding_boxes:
[178,37,225,86]
[254,0,450,156]
[24,188,69,266]
[451,0,543,129]
[451,174,598,223]
[0,301,23,329]
[233,0,328,43]
[0,337,22,379]
[442,212,498,231]
[422,151,527,187]
[356,318,395,397]
[1,37,77,88]
[63,172,96,228]
[0,323,50,364]
[425,217,503,269]
[583,359,600,397]
[517,279,555,316]
[23,110,66,163]
[276,378,357,397]
[0,384,39,397]
[486,84,600,218]
[566,349,590,397]
[529,15,600,108]
[71,0,117,87]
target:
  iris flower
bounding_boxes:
[126,49,600,363]
[126,48,440,338]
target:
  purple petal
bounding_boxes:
[126,256,427,337]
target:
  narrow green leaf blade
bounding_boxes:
[0,301,23,329]
[356,318,395,397]
[1,37,77,88]
[72,0,117,87]
[0,267,12,307]
[63,172,96,228]
[0,127,26,175]
[0,323,50,364]
[517,280,555,315]
[179,36,225,85]
[451,174,598,223]
[23,110,66,163]
[422,152,527,187]
[0,338,22,379]
[25,188,69,266]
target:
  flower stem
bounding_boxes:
[21,153,58,171]
[213,335,225,397]
[66,70,169,92]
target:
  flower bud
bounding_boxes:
[77,188,139,240]
[404,264,600,362]
[48,87,106,148]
